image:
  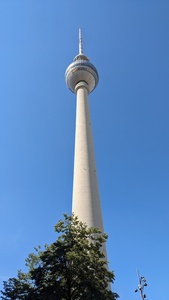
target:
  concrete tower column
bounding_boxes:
[72,81,104,231]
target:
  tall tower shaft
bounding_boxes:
[65,29,104,233]
[72,80,104,230]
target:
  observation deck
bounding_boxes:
[65,31,99,94]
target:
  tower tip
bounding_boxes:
[79,28,83,54]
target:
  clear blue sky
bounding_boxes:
[0,1,169,299]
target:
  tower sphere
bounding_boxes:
[65,53,99,94]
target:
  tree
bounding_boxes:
[1,214,119,300]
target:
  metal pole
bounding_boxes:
[134,269,147,299]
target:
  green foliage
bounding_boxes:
[1,214,119,300]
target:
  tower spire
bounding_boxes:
[79,28,83,54]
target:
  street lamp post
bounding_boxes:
[134,269,147,300]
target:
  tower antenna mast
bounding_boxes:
[79,28,83,54]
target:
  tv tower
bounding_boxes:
[65,29,105,243]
